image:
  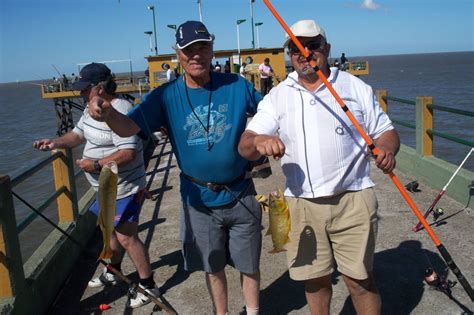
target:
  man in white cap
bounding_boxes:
[239,19,400,315]
[88,21,263,315]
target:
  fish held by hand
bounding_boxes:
[265,189,291,253]
[97,161,118,260]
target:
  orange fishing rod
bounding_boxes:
[263,0,473,301]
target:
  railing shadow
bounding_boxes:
[140,136,176,248]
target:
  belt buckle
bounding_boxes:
[206,182,223,191]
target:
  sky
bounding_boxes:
[0,0,473,83]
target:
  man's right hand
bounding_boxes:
[88,96,111,122]
[33,139,56,151]
[254,134,285,160]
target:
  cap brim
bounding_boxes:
[176,36,214,49]
[72,81,91,91]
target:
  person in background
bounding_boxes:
[214,60,222,72]
[224,60,231,73]
[163,63,176,82]
[340,52,348,64]
[87,21,263,315]
[340,52,349,70]
[33,63,159,309]
[239,62,248,78]
[144,67,150,83]
[61,74,69,90]
[239,19,400,315]
[333,59,340,68]
[258,57,274,96]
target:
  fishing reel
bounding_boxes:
[433,207,445,221]
[424,267,457,298]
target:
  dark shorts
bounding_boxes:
[180,183,262,274]
[89,193,141,227]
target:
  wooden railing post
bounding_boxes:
[52,149,77,223]
[377,90,388,113]
[416,96,433,156]
[0,175,25,298]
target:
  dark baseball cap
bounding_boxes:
[72,62,111,91]
[175,20,214,49]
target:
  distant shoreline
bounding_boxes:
[1,51,472,85]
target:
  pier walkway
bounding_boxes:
[51,137,473,314]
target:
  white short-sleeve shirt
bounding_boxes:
[246,68,393,198]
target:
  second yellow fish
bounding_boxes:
[265,189,291,253]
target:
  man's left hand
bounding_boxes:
[374,147,396,173]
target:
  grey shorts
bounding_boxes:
[180,183,262,274]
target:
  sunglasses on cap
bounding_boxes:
[288,40,325,55]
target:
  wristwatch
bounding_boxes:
[94,160,102,172]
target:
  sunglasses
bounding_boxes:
[288,40,325,55]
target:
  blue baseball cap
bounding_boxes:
[72,62,111,91]
[175,21,214,49]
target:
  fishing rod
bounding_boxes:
[51,64,62,78]
[11,190,176,314]
[262,0,474,302]
[413,148,474,232]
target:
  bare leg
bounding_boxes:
[241,271,260,314]
[206,270,228,315]
[109,231,125,264]
[115,221,152,279]
[342,272,381,315]
[305,275,332,315]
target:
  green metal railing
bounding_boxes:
[0,148,81,299]
[376,90,474,156]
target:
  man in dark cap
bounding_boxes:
[88,21,263,315]
[33,63,159,308]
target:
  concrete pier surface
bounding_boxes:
[51,138,473,314]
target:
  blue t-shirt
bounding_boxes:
[129,72,262,207]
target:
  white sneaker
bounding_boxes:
[88,267,121,288]
[129,284,161,309]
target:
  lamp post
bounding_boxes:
[167,24,176,31]
[197,0,203,22]
[147,5,158,55]
[144,31,153,55]
[236,19,246,64]
[250,0,255,49]
[255,22,263,49]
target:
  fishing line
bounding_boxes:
[11,190,176,314]
[262,0,474,301]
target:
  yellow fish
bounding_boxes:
[97,161,118,260]
[265,189,291,253]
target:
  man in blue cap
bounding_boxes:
[88,21,263,315]
[33,62,159,308]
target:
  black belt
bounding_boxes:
[181,172,249,191]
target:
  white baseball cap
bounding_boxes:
[283,20,327,47]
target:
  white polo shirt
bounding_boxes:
[73,98,146,199]
[246,68,393,198]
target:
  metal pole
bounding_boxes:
[197,0,203,22]
[237,24,241,57]
[256,25,260,48]
[250,0,255,49]
[152,9,158,55]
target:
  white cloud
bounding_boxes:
[361,0,380,10]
